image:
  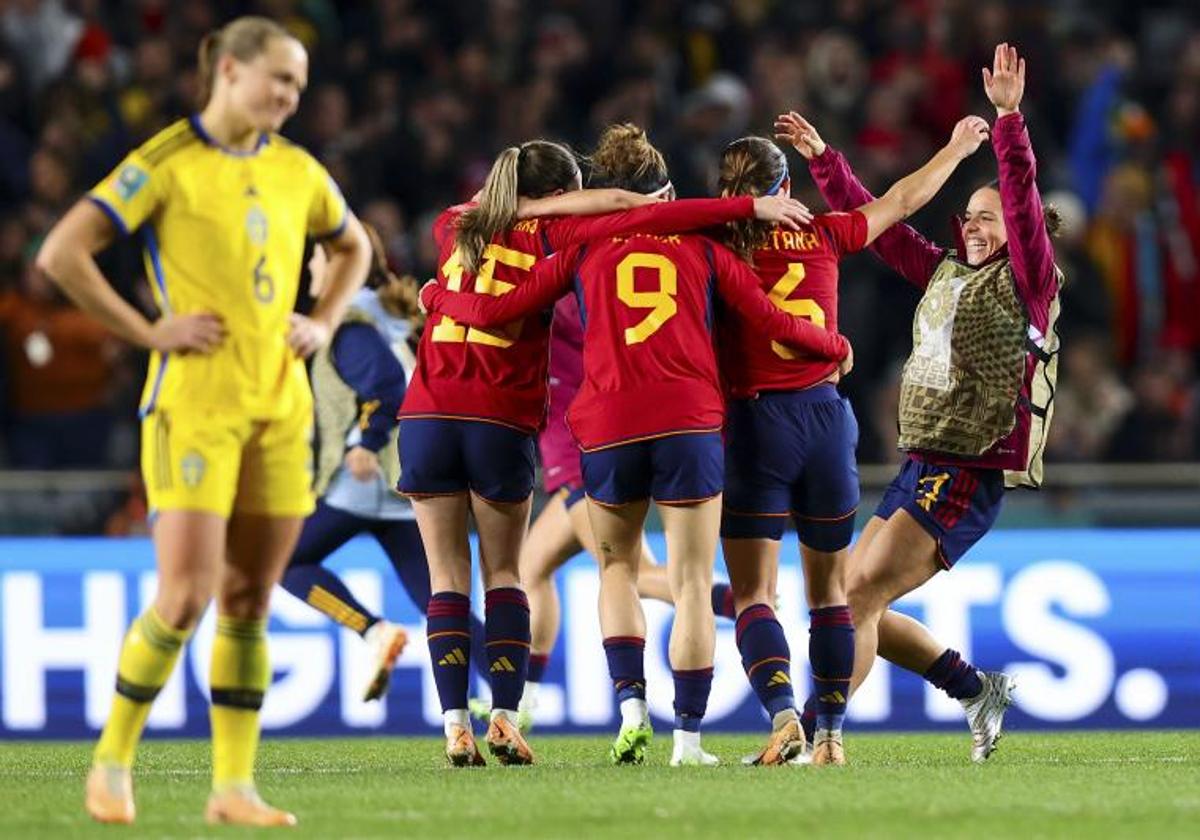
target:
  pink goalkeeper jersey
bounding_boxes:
[539,294,585,493]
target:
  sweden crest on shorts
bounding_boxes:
[181,450,206,488]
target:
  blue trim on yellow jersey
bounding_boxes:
[143,227,171,311]
[87,195,129,236]
[312,213,348,241]
[188,114,269,157]
[139,227,171,418]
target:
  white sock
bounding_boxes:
[519,681,540,711]
[814,726,839,741]
[619,697,649,729]
[772,708,799,731]
[443,708,469,735]
[673,728,701,751]
[491,707,518,725]
[364,621,387,646]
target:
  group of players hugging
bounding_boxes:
[36,12,1061,827]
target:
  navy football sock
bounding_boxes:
[603,636,646,703]
[710,582,736,620]
[484,587,531,712]
[800,694,817,743]
[527,653,550,684]
[281,564,380,637]
[736,604,795,719]
[810,605,854,732]
[924,648,983,700]
[427,592,472,712]
[673,667,714,732]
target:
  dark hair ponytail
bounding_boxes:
[718,136,788,262]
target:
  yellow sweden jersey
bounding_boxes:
[88,116,347,420]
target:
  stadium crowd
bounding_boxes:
[0,0,1197,470]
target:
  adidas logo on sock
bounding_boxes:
[438,648,467,666]
[490,656,516,673]
[819,690,846,704]
[767,670,791,687]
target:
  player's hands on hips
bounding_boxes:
[149,312,226,354]
[838,339,854,378]
[983,42,1025,116]
[947,116,990,160]
[287,313,332,358]
[753,195,814,229]
[774,112,827,160]
[344,446,381,481]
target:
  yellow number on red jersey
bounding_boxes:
[766,262,825,359]
[616,253,678,345]
[431,245,536,347]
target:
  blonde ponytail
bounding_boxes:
[195,16,294,109]
[455,147,521,274]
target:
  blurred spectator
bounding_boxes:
[2,0,83,93]
[1107,350,1198,462]
[0,244,121,468]
[1045,189,1111,346]
[1048,333,1134,461]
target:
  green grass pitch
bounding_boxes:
[2,732,1198,838]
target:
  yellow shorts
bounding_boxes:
[141,407,315,519]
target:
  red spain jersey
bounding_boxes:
[401,197,762,432]
[719,211,868,398]
[421,232,850,450]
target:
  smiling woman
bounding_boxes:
[33,13,371,830]
[786,43,1065,763]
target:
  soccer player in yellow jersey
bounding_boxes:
[36,16,370,828]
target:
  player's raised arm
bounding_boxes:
[857,117,990,246]
[420,244,580,327]
[36,198,226,355]
[777,111,945,288]
[709,241,850,364]
[985,43,1058,300]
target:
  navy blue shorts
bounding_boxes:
[721,385,859,550]
[874,459,1005,568]
[397,418,535,503]
[582,432,723,506]
[559,482,587,510]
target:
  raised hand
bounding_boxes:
[148,312,226,354]
[753,194,814,230]
[947,116,991,160]
[773,111,827,160]
[982,42,1025,116]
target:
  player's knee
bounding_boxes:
[673,574,713,607]
[845,569,887,623]
[805,569,847,609]
[154,585,212,630]
[728,570,770,612]
[481,566,520,591]
[217,577,274,620]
